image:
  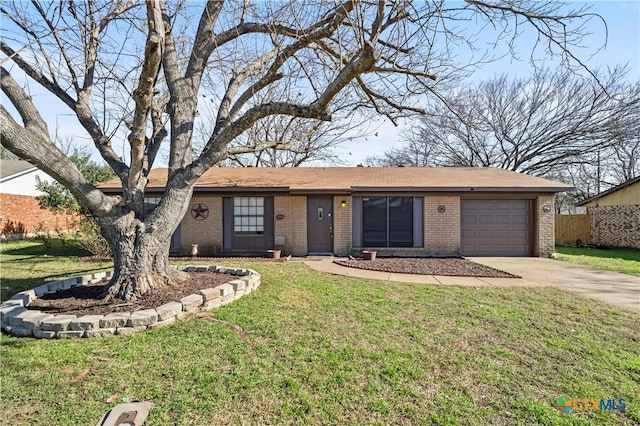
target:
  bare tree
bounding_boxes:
[368,68,640,183]
[195,83,366,167]
[220,117,357,167]
[1,0,606,300]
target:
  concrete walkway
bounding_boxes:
[303,257,640,312]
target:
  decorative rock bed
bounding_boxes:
[0,265,260,339]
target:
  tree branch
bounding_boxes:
[1,70,119,216]
[127,0,165,194]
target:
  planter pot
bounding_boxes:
[266,249,281,260]
[191,244,199,258]
[362,250,376,261]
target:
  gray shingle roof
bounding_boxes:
[0,160,36,180]
[99,167,573,194]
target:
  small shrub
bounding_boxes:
[33,222,52,248]
[76,217,112,258]
[1,219,26,236]
[54,226,69,247]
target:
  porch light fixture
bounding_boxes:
[340,200,347,207]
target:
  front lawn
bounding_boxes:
[555,246,640,276]
[1,239,639,425]
[0,238,112,302]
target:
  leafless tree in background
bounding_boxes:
[1,0,607,299]
[367,68,640,198]
[195,83,367,167]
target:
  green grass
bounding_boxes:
[0,238,112,302]
[555,246,640,276]
[1,239,639,425]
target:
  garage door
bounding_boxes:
[461,199,531,256]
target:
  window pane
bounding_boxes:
[389,197,413,247]
[363,197,387,247]
[234,196,266,236]
[362,197,413,247]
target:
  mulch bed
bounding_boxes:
[80,256,281,262]
[334,258,519,278]
[27,272,235,316]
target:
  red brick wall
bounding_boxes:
[0,194,79,236]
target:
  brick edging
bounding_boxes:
[0,265,261,339]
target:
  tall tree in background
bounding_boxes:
[220,116,359,167]
[195,85,367,167]
[367,68,640,197]
[1,0,606,300]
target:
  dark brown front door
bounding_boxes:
[307,197,333,253]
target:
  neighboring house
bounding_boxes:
[0,159,53,196]
[99,167,572,257]
[0,159,77,237]
[577,176,640,248]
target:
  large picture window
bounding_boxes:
[362,197,413,247]
[234,197,264,235]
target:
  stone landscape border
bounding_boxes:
[0,265,260,339]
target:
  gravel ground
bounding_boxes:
[334,257,519,278]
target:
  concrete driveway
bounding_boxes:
[470,257,639,312]
[304,257,640,311]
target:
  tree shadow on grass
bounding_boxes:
[1,265,112,302]
[0,242,90,257]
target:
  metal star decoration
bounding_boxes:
[191,203,209,220]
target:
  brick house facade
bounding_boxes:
[1,160,78,237]
[100,167,569,258]
[0,194,78,237]
[577,177,640,249]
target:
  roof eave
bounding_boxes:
[351,186,573,193]
[0,167,38,182]
[576,176,640,206]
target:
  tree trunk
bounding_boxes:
[98,211,187,301]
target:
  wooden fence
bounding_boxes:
[555,214,591,246]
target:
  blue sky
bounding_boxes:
[3,1,639,167]
[340,1,640,165]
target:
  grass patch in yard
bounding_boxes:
[1,244,639,425]
[555,246,640,276]
[0,238,112,302]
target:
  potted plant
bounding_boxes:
[362,250,376,260]
[266,249,281,260]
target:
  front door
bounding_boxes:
[307,197,333,253]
